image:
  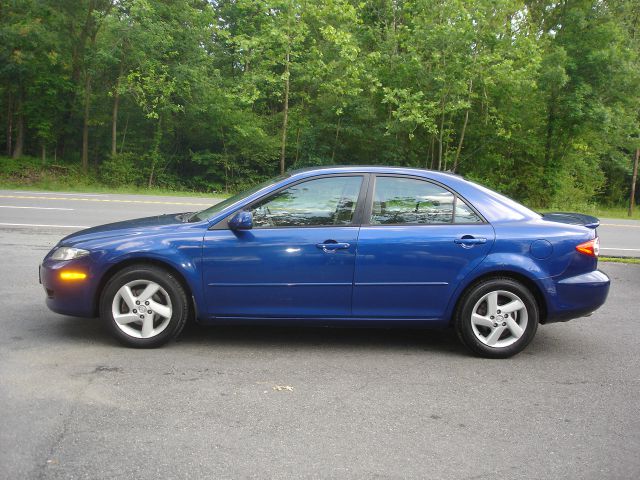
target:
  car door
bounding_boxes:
[353,175,495,320]
[202,175,367,318]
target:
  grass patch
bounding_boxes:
[600,256,640,264]
[587,206,640,221]
[538,205,640,221]
[0,156,227,198]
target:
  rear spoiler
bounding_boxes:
[541,212,600,229]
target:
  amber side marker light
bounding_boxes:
[576,237,600,257]
[60,271,87,280]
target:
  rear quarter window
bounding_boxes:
[371,176,482,225]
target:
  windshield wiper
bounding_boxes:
[176,212,195,222]
[185,212,201,222]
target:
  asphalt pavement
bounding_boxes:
[1,190,639,479]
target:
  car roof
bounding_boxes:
[288,165,462,181]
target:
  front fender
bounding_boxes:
[87,231,205,318]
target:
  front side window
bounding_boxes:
[250,176,363,228]
[370,177,482,225]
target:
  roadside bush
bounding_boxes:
[100,153,140,187]
[0,155,42,178]
[0,155,79,185]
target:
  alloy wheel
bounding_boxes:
[111,280,173,339]
[470,290,528,348]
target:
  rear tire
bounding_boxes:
[100,264,189,348]
[454,278,539,358]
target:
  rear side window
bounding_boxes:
[370,177,482,225]
[455,198,482,223]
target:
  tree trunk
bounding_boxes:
[111,75,120,157]
[12,94,24,159]
[5,92,12,156]
[294,95,306,167]
[80,1,108,172]
[442,112,454,171]
[453,80,473,172]
[148,163,155,188]
[437,97,445,171]
[629,148,639,217]
[424,132,430,169]
[294,126,302,166]
[279,51,290,175]
[148,118,162,188]
[81,75,91,172]
[331,116,342,163]
[60,1,98,161]
[220,127,228,192]
[120,113,129,154]
[41,144,46,164]
[452,109,469,173]
[544,95,556,171]
[429,134,436,170]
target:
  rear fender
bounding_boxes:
[443,252,553,323]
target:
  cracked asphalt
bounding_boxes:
[0,195,639,479]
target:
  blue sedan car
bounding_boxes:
[40,167,610,358]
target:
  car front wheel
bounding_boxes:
[100,264,189,348]
[454,278,539,358]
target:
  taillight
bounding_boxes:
[576,237,599,257]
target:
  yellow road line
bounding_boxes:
[0,194,211,207]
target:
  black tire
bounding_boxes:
[454,277,539,359]
[100,264,189,348]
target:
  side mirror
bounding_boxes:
[228,210,253,230]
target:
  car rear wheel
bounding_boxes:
[454,278,539,358]
[100,264,189,348]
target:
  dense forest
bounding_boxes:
[1,0,639,209]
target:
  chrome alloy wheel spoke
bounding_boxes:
[470,290,528,348]
[112,280,172,339]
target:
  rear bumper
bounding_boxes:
[543,270,610,324]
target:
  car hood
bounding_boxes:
[59,213,189,246]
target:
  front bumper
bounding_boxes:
[543,270,610,323]
[40,258,98,318]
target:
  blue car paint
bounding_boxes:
[352,223,495,321]
[202,226,360,317]
[41,166,610,327]
[42,216,206,317]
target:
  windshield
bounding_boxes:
[189,174,289,222]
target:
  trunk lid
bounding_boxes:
[541,212,600,229]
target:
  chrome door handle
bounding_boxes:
[454,236,487,247]
[316,242,351,253]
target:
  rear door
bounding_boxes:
[353,175,495,320]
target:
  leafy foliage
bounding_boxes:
[1,0,639,207]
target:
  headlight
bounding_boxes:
[50,247,90,261]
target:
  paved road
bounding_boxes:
[0,189,638,256]
[0,191,639,479]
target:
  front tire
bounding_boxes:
[100,264,189,348]
[454,278,539,358]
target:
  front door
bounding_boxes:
[353,175,495,319]
[202,175,366,318]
